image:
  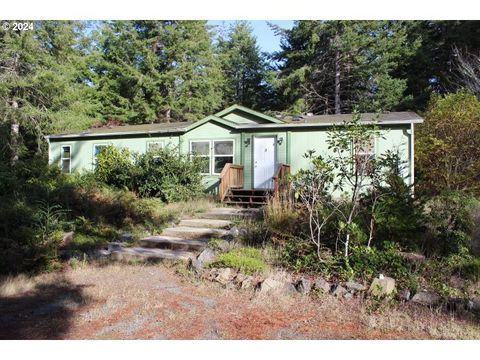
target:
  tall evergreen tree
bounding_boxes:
[0,21,97,164]
[395,20,480,109]
[273,21,419,114]
[93,20,224,123]
[216,21,269,110]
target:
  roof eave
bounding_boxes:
[215,104,284,124]
[237,118,424,130]
[47,128,188,140]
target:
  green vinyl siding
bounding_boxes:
[49,135,180,172]
[48,106,417,195]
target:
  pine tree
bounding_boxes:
[216,21,269,110]
[274,21,419,114]
[93,20,224,123]
[0,21,97,164]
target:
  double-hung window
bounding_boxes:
[61,145,72,174]
[191,141,211,174]
[353,136,375,176]
[190,140,234,175]
[213,140,234,174]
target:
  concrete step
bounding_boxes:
[110,247,194,262]
[161,226,230,240]
[178,218,232,229]
[139,235,208,251]
[200,207,262,221]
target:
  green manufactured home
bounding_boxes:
[47,105,423,204]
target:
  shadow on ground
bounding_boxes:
[0,273,89,339]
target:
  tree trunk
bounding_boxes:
[10,101,19,166]
[165,108,171,123]
[334,49,341,115]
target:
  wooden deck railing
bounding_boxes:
[218,163,244,202]
[272,164,291,198]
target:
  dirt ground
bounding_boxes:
[0,263,479,340]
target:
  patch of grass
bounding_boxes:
[0,274,38,297]
[68,233,109,252]
[210,247,267,275]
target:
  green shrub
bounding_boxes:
[422,192,477,256]
[133,147,204,202]
[279,237,330,273]
[94,145,134,189]
[67,233,109,252]
[346,243,412,284]
[210,247,267,275]
[455,256,480,282]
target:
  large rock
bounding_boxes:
[119,233,134,242]
[240,275,258,291]
[61,231,74,247]
[332,284,348,297]
[215,268,237,285]
[368,276,396,298]
[397,288,411,302]
[467,297,480,312]
[197,247,216,265]
[411,291,441,306]
[314,278,331,294]
[258,276,296,296]
[295,278,313,295]
[345,281,367,292]
[400,252,426,264]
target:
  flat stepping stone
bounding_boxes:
[201,207,261,220]
[178,218,232,229]
[139,235,208,251]
[161,226,230,240]
[110,247,194,262]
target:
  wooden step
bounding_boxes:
[178,218,233,229]
[110,247,194,262]
[226,194,269,199]
[139,235,208,251]
[161,226,230,240]
[230,189,271,196]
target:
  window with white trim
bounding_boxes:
[213,140,234,174]
[190,140,234,175]
[61,145,71,174]
[191,141,211,174]
[353,136,375,176]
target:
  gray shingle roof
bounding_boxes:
[47,121,195,139]
[281,112,422,124]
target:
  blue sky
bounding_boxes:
[208,20,294,53]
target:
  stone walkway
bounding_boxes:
[110,207,260,262]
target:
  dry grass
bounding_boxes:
[0,273,66,297]
[162,196,217,217]
[1,263,479,339]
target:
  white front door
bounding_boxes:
[253,136,276,189]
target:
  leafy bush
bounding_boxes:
[422,192,477,256]
[133,148,204,202]
[94,146,134,189]
[457,257,480,282]
[346,243,413,284]
[90,145,205,202]
[279,237,332,273]
[210,247,267,275]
